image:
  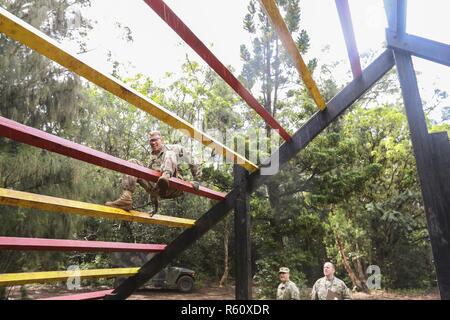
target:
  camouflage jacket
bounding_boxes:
[277,280,300,300]
[311,276,351,300]
[149,144,201,181]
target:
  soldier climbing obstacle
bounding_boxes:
[105,131,202,215]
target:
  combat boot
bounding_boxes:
[105,190,132,210]
[156,171,171,196]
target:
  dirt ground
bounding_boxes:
[4,284,440,300]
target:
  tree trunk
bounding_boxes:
[219,219,230,287]
[335,234,370,292]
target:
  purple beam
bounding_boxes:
[0,236,166,252]
[335,0,362,78]
[0,116,225,201]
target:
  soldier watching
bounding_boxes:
[276,267,300,300]
[311,262,351,300]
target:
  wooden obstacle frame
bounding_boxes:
[0,0,448,300]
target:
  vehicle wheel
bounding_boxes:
[176,275,194,293]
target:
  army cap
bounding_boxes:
[279,267,290,274]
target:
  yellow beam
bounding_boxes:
[0,188,195,228]
[259,0,326,110]
[0,268,139,286]
[0,8,257,172]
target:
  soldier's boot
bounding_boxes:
[105,190,132,211]
[149,195,159,216]
[156,171,171,197]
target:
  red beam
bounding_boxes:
[335,0,362,78]
[0,236,166,252]
[143,0,291,142]
[38,289,114,300]
[0,116,225,201]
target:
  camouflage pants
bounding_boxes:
[121,158,183,199]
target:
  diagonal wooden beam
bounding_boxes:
[335,0,362,78]
[386,30,450,67]
[0,116,225,201]
[0,7,257,172]
[142,0,291,142]
[0,268,139,286]
[0,188,195,228]
[0,236,166,253]
[259,0,326,110]
[106,50,395,299]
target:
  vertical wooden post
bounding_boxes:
[394,50,450,300]
[234,164,252,300]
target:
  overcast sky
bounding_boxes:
[65,0,449,122]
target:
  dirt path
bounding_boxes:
[129,286,235,300]
[4,284,440,300]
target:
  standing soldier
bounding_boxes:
[276,267,300,300]
[105,131,201,214]
[311,262,351,300]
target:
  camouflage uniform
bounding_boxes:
[310,276,351,300]
[121,144,201,201]
[277,280,300,300]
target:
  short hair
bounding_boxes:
[324,262,335,269]
[148,131,162,139]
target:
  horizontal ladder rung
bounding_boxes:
[38,289,114,300]
[0,188,195,228]
[0,116,226,201]
[0,268,139,286]
[0,236,166,252]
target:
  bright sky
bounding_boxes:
[69,0,449,122]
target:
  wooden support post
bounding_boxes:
[394,50,450,300]
[233,164,252,300]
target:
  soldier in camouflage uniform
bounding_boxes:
[311,262,351,300]
[276,267,300,300]
[105,131,201,214]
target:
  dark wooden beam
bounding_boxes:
[386,30,450,67]
[394,50,450,300]
[106,49,395,300]
[383,0,407,34]
[234,164,252,300]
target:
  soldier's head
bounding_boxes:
[323,262,335,278]
[148,131,164,153]
[279,267,290,283]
